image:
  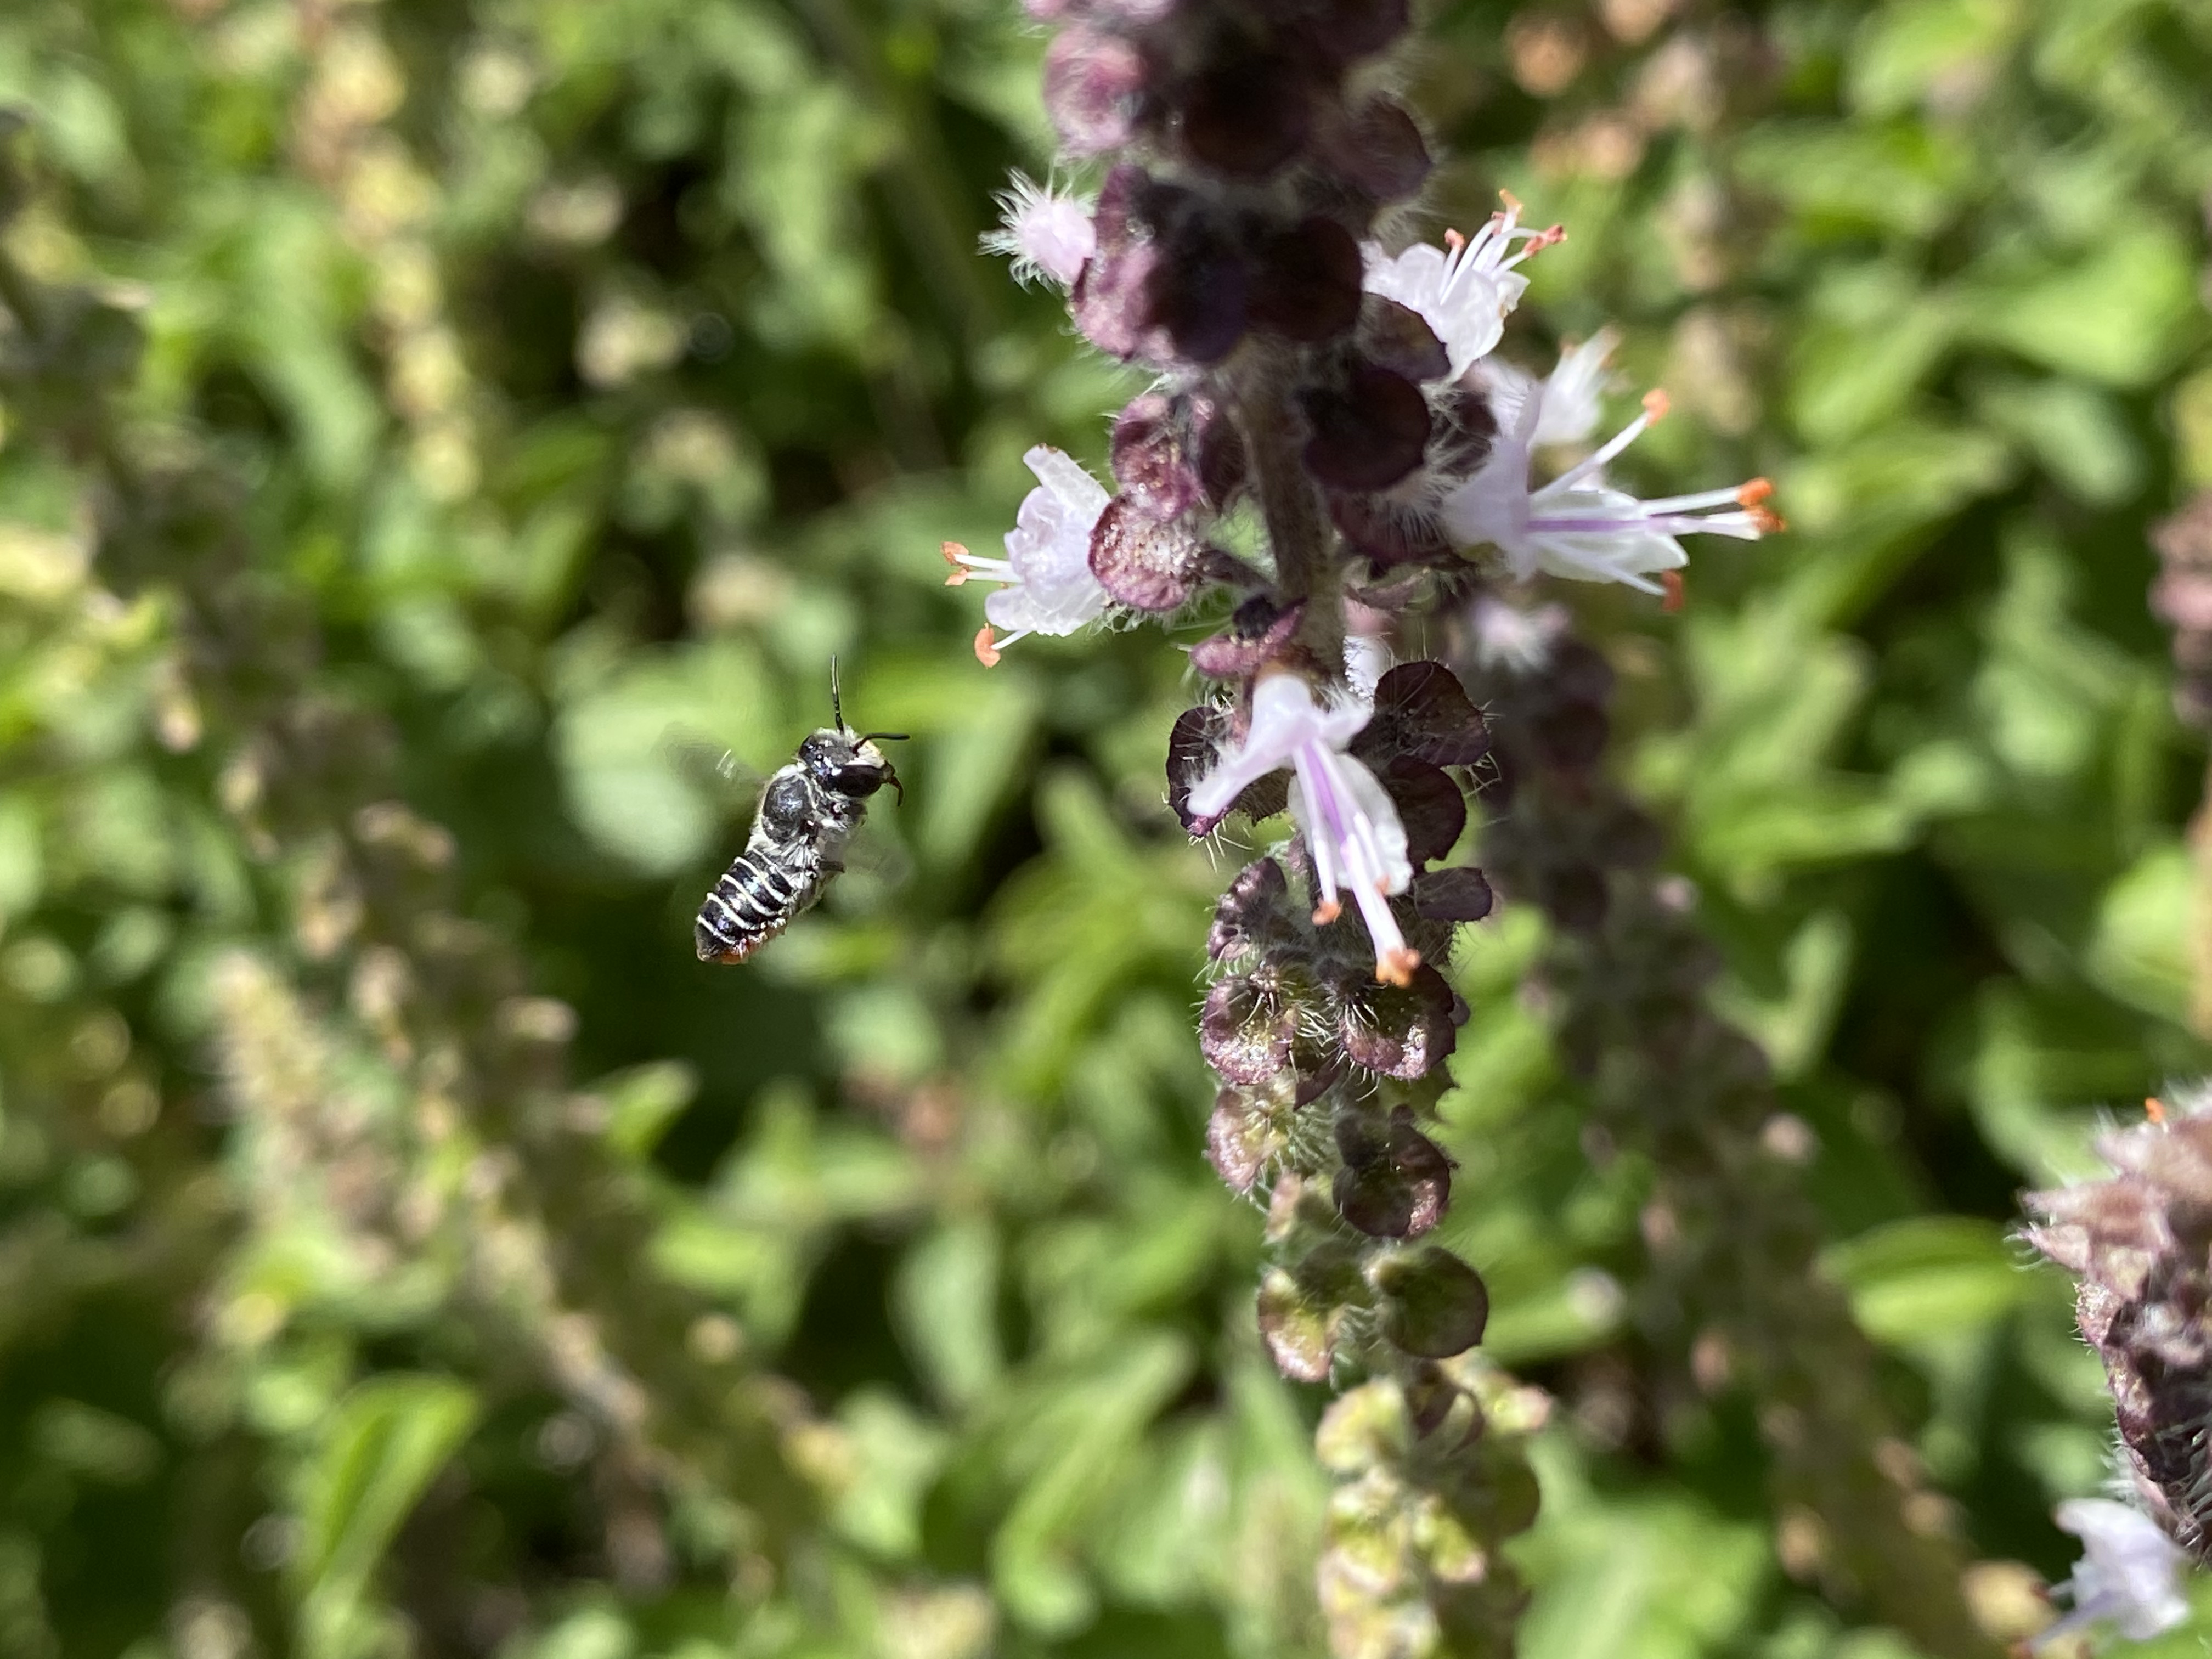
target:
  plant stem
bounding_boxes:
[1238,343,1345,675]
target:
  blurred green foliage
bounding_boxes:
[0,1,2209,1657]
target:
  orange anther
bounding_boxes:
[1736,478,1774,507]
[1312,898,1344,926]
[1376,947,1422,987]
[1499,188,1524,214]
[1750,507,1788,535]
[1642,388,1671,423]
[1661,570,1686,613]
[2148,1096,2169,1125]
[1443,227,1466,254]
[942,541,973,586]
[973,625,1002,668]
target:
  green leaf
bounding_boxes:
[896,1218,1006,1409]
[1787,277,1955,444]
[29,1399,160,1486]
[552,640,776,874]
[592,1060,698,1161]
[0,797,41,920]
[2086,843,2195,1024]
[832,1389,950,1559]
[1970,374,2142,504]
[1734,121,1974,238]
[1849,0,2023,117]
[1960,225,2202,386]
[295,1375,478,1658]
[1521,1441,1770,1659]
[1821,1216,2033,1346]
[1711,909,1855,1081]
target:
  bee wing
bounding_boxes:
[657,725,765,818]
[830,812,913,890]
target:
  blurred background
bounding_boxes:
[0,1,2209,1656]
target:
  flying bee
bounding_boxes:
[693,665,906,966]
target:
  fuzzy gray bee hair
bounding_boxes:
[695,667,905,966]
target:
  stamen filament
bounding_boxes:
[1547,397,1663,495]
[1639,486,1748,514]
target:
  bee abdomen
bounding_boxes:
[695,851,809,964]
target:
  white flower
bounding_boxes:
[1438,360,1780,596]
[1187,667,1419,986]
[981,173,1096,287]
[2034,1498,2192,1648]
[1470,598,1570,674]
[944,445,1112,664]
[1361,193,1565,379]
[1532,328,1621,448]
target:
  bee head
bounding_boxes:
[799,727,905,802]
[811,661,906,800]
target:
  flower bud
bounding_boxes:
[1357,296,1449,385]
[1320,95,1432,202]
[1379,757,1465,864]
[1267,0,1410,67]
[1314,1378,1413,1474]
[1249,217,1364,343]
[1372,1244,1491,1358]
[1207,857,1299,963]
[1356,661,1491,768]
[1201,972,1299,1084]
[1074,172,1252,365]
[1087,495,1209,611]
[1333,1104,1452,1234]
[1301,361,1433,492]
[1173,50,1312,179]
[1167,704,1288,834]
[1540,862,1610,932]
[1429,381,1502,481]
[1043,27,1150,154]
[1337,965,1457,1081]
[1190,596,1302,680]
[1110,392,1201,522]
[1412,866,1494,922]
[1257,1265,1340,1381]
[1110,390,1244,520]
[1207,1086,1280,1191]
[1531,697,1610,770]
[1330,493,1454,571]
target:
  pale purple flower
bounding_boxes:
[1361,194,1565,379]
[1532,328,1621,449]
[1186,667,1419,986]
[945,446,1111,664]
[1439,364,1779,596]
[981,173,1096,287]
[2034,1498,2192,1648]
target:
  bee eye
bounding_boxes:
[828,763,887,798]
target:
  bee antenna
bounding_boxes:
[859,731,910,743]
[829,657,845,730]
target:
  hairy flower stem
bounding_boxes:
[2028,1098,2212,1560]
[1463,616,2004,1659]
[0,192,818,1602]
[1238,344,1346,674]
